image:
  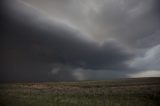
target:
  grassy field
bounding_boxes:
[0,77,160,106]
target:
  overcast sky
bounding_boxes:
[1,0,160,82]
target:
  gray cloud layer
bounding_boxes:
[1,0,160,82]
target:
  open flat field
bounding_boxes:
[0,77,160,106]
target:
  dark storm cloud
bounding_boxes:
[1,0,160,82]
[0,0,134,82]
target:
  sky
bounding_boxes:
[1,0,160,82]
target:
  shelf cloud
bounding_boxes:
[1,0,160,82]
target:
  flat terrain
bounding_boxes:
[0,77,160,106]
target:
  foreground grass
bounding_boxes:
[0,77,160,106]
